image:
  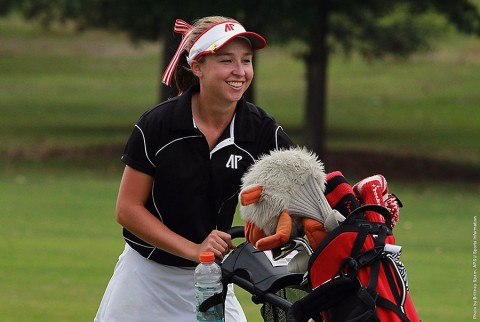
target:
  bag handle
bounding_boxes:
[347,204,393,229]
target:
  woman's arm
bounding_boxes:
[115,165,235,262]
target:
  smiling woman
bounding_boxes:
[93,16,294,322]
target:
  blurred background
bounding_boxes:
[1,1,479,321]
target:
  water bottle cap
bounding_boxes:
[199,251,215,263]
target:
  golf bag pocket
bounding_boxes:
[287,205,420,322]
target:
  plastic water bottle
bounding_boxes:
[194,251,224,322]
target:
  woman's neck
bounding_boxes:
[191,94,236,151]
[192,93,235,129]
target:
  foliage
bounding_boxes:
[1,0,479,156]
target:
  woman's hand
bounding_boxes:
[197,230,237,261]
[117,166,239,263]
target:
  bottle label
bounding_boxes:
[195,286,224,322]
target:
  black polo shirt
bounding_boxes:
[121,85,294,267]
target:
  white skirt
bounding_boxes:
[94,244,247,322]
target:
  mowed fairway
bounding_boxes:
[2,166,478,321]
[1,15,479,321]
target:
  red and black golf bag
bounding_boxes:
[287,205,420,322]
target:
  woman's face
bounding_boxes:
[193,38,254,105]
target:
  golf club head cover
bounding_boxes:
[239,147,327,238]
[353,174,388,223]
[254,210,292,251]
[240,184,271,242]
[301,217,328,250]
[385,193,402,228]
[240,185,263,206]
[325,171,360,217]
[288,174,346,232]
[245,220,266,245]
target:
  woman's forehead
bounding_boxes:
[215,37,253,55]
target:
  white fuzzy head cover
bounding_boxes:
[239,147,326,236]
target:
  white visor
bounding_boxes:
[187,20,266,65]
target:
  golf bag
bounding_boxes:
[287,205,420,322]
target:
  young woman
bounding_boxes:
[94,16,294,321]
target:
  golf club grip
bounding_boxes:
[230,275,292,312]
[227,226,245,239]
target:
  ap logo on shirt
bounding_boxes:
[226,154,242,169]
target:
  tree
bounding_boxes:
[252,0,480,156]
[2,0,479,157]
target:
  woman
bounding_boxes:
[94,16,294,321]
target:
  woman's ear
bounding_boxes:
[190,60,202,78]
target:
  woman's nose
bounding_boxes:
[232,62,246,76]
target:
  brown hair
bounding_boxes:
[173,16,234,94]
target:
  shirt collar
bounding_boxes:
[171,85,255,142]
[171,86,197,131]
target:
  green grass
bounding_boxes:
[1,14,479,165]
[1,163,478,321]
[326,54,480,165]
[0,15,160,156]
[0,162,123,321]
[1,14,479,322]
[392,183,480,320]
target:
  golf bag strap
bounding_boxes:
[367,225,388,293]
[364,226,410,322]
[382,259,403,304]
[286,277,357,322]
[350,224,369,259]
[345,221,387,278]
[376,296,411,322]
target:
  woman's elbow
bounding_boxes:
[115,203,129,226]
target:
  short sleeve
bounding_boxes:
[121,119,158,177]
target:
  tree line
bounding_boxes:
[1,0,479,156]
